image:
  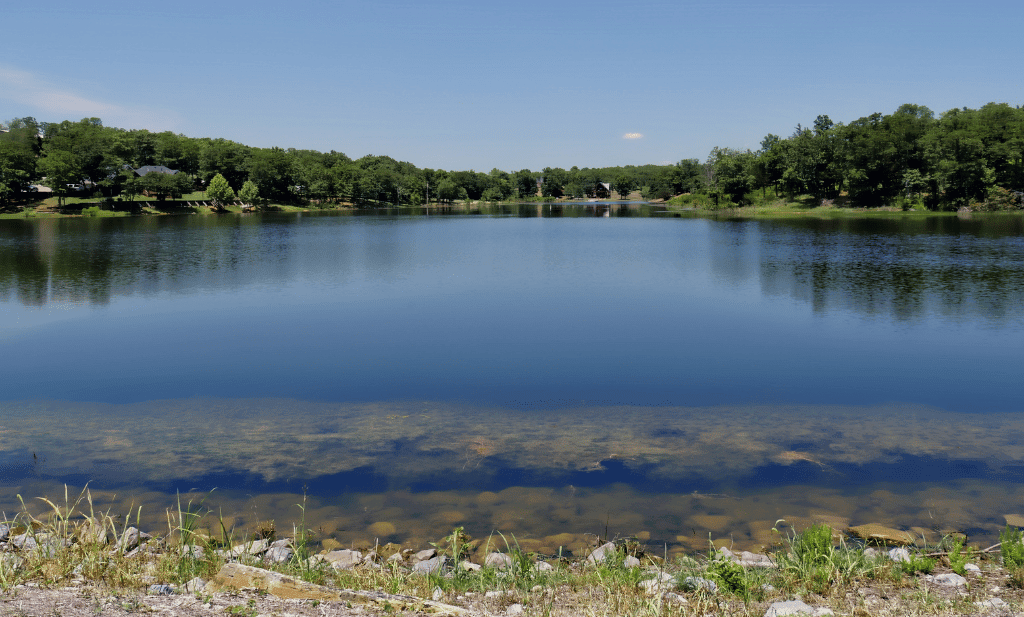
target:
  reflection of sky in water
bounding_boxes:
[1,211,1023,549]
[0,213,1022,411]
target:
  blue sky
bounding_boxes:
[2,0,1021,171]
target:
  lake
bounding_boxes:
[1,205,1022,556]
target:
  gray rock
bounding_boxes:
[964,563,981,574]
[117,527,141,553]
[179,544,205,560]
[10,533,37,551]
[459,561,482,572]
[535,561,554,572]
[485,552,513,570]
[485,590,513,598]
[387,551,405,564]
[738,551,775,567]
[183,577,207,594]
[506,603,525,616]
[432,587,443,601]
[413,548,437,562]
[664,592,688,604]
[412,555,446,575]
[887,547,911,563]
[719,546,774,567]
[931,573,967,587]
[231,539,269,557]
[639,572,674,596]
[862,547,880,559]
[975,598,1008,610]
[0,524,9,542]
[623,556,641,568]
[763,600,834,617]
[323,549,362,570]
[270,538,291,549]
[148,584,176,595]
[586,542,617,565]
[263,546,294,564]
[681,576,718,593]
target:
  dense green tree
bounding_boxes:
[238,180,260,206]
[923,108,990,209]
[436,178,459,203]
[514,170,537,198]
[245,147,293,202]
[199,138,249,188]
[0,142,34,206]
[612,174,635,199]
[541,167,568,198]
[36,150,79,206]
[0,120,39,205]
[139,171,182,200]
[207,173,234,206]
[712,148,756,204]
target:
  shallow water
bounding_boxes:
[1,208,1022,552]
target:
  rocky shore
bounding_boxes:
[1,514,1024,617]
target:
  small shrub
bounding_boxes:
[791,524,833,566]
[707,557,750,599]
[946,536,968,576]
[900,553,935,575]
[81,206,102,217]
[1000,526,1024,570]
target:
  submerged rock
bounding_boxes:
[847,524,914,546]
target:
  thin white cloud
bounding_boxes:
[0,65,180,131]
[623,132,644,140]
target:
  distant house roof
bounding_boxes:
[135,165,178,176]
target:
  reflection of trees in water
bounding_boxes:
[0,216,304,307]
[750,217,1024,322]
[3,213,1023,320]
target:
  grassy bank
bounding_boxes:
[3,489,1024,616]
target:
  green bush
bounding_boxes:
[81,205,102,217]
[899,553,935,575]
[1001,526,1024,570]
[947,536,968,576]
[707,557,750,599]
[791,524,833,566]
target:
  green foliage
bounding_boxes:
[707,556,751,599]
[238,180,260,206]
[81,206,102,217]
[899,553,935,575]
[947,536,968,576]
[666,193,714,209]
[612,174,635,199]
[207,173,235,206]
[1000,526,1024,570]
[790,524,833,567]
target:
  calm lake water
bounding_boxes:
[1,205,1023,555]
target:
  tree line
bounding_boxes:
[1,101,1022,211]
[706,102,1024,211]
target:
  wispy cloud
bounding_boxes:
[0,65,180,130]
[623,132,644,140]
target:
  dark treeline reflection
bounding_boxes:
[710,215,1024,321]
[3,211,1024,323]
